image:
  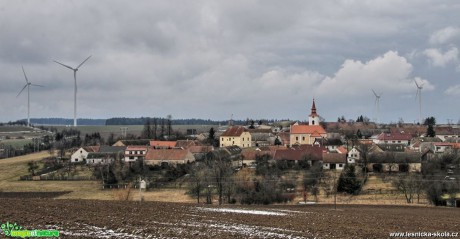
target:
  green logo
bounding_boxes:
[1,222,23,236]
[1,221,59,238]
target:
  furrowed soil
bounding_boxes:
[0,198,459,239]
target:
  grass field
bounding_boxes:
[0,125,31,132]
[0,151,430,206]
[0,152,114,200]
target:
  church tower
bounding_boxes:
[309,99,320,126]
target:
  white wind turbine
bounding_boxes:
[372,89,382,124]
[54,55,91,127]
[17,66,44,127]
[414,79,424,125]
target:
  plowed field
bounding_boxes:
[0,198,459,238]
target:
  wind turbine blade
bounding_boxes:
[76,55,91,69]
[414,79,420,88]
[21,66,29,83]
[54,60,75,70]
[371,89,378,97]
[17,84,27,97]
[31,84,44,87]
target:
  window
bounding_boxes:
[339,164,343,167]
[302,137,305,141]
[75,158,78,162]
[242,138,244,141]
[232,141,234,145]
[296,137,299,141]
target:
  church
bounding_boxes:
[289,99,327,146]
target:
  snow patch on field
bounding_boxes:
[55,223,150,239]
[198,207,287,216]
[184,220,307,239]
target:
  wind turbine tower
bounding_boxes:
[54,55,91,127]
[372,89,382,124]
[414,80,423,125]
[17,66,44,127]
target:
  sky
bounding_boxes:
[1,0,460,124]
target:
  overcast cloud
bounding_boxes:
[1,0,460,124]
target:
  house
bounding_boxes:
[86,152,116,164]
[175,140,198,149]
[219,126,252,148]
[347,146,361,164]
[419,142,460,154]
[314,138,343,151]
[322,153,347,170]
[206,146,243,167]
[435,126,460,142]
[70,146,100,163]
[145,149,195,166]
[99,145,126,154]
[124,145,148,162]
[274,145,325,165]
[188,145,214,160]
[376,144,406,152]
[112,139,150,147]
[150,141,177,149]
[248,128,273,147]
[367,152,422,173]
[290,99,327,146]
[240,146,280,167]
[372,131,412,145]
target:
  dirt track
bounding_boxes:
[0,198,459,238]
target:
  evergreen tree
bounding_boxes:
[274,137,282,146]
[424,116,436,137]
[337,164,361,195]
[249,120,255,129]
[426,124,436,137]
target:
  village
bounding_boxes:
[20,99,450,207]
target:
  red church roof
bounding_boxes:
[291,125,326,135]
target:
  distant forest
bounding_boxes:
[105,117,246,125]
[14,117,247,126]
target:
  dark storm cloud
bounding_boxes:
[1,0,460,123]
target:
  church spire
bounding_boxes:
[310,98,318,117]
[309,98,320,125]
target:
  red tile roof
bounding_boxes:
[274,145,325,161]
[336,146,348,154]
[145,149,191,161]
[221,126,248,137]
[83,146,100,152]
[322,153,347,163]
[291,125,326,135]
[175,140,197,148]
[150,141,177,148]
[126,146,148,151]
[376,132,412,141]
